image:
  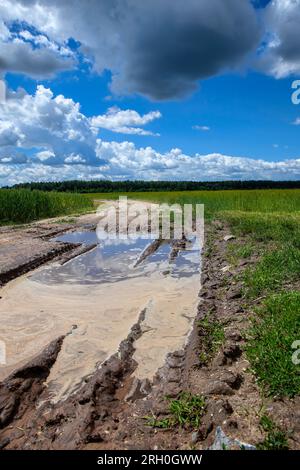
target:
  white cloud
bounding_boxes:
[0,85,99,165]
[259,0,300,78]
[1,85,300,186]
[193,125,210,132]
[293,118,300,126]
[91,107,161,135]
[1,148,300,186]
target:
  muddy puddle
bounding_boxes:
[0,227,201,403]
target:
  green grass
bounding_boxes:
[257,415,289,450]
[146,392,206,430]
[246,292,300,398]
[0,189,93,224]
[85,189,300,218]
[243,246,300,298]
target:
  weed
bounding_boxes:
[257,415,289,450]
[145,392,206,430]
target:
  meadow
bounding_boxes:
[85,189,300,217]
[0,189,93,224]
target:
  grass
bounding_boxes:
[246,292,300,398]
[243,246,300,298]
[85,189,300,217]
[197,314,225,365]
[146,392,206,430]
[257,415,289,450]
[0,189,93,224]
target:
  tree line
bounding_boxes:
[5,179,300,193]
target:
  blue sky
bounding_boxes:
[0,0,300,184]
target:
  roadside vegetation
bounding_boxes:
[257,415,289,450]
[146,392,206,430]
[0,189,93,224]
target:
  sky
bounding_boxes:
[0,0,300,185]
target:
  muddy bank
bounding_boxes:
[0,203,202,449]
[0,212,99,287]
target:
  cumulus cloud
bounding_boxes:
[0,85,99,165]
[0,0,261,99]
[259,0,300,77]
[0,84,299,185]
[1,147,300,186]
[91,106,161,135]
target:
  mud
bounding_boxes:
[1,209,298,451]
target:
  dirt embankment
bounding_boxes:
[0,214,98,287]
[0,218,299,450]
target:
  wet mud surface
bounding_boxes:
[1,208,298,450]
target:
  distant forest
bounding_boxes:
[6,180,300,193]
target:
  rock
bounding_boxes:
[223,235,236,242]
[220,265,232,273]
[191,431,199,444]
[209,426,256,450]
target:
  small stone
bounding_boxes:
[220,265,232,273]
[191,431,199,444]
[224,235,236,242]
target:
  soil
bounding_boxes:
[0,213,299,450]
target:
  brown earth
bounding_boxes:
[0,215,299,450]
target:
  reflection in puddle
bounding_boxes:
[31,231,200,285]
[0,227,202,402]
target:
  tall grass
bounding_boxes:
[0,189,93,224]
[86,189,300,217]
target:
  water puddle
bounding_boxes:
[0,225,201,402]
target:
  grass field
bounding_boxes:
[0,189,93,224]
[86,189,300,217]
